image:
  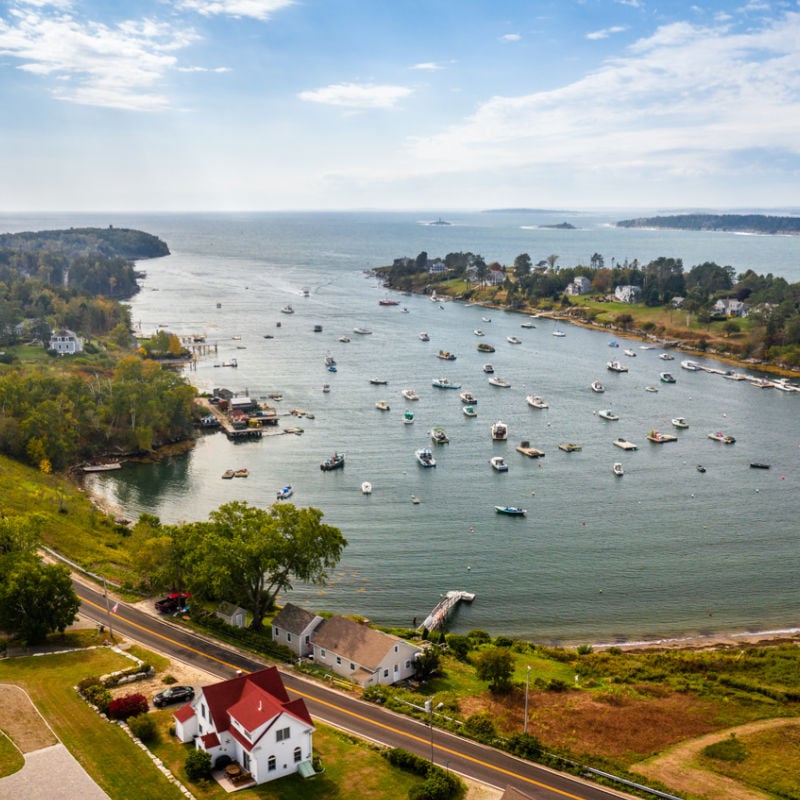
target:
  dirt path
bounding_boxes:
[632,717,798,800]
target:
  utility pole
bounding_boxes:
[524,665,531,734]
[425,699,433,764]
[102,576,114,642]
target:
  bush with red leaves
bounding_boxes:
[107,692,149,720]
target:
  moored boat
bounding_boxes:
[591,380,605,393]
[415,448,436,467]
[750,462,770,469]
[419,332,430,341]
[483,363,494,373]
[401,388,419,400]
[696,464,706,473]
[659,372,676,383]
[488,376,511,388]
[375,400,390,411]
[338,335,350,343]
[671,417,689,429]
[280,304,294,314]
[477,342,495,353]
[659,352,675,360]
[353,327,372,334]
[233,468,249,478]
[437,350,457,360]
[370,377,388,385]
[460,390,477,404]
[320,452,345,470]
[552,329,566,337]
[361,481,373,494]
[432,377,461,389]
[507,336,522,344]
[607,360,628,372]
[276,485,293,500]
[644,385,659,392]
[322,383,331,393]
[597,409,619,421]
[489,455,509,472]
[647,430,677,443]
[623,348,636,357]
[491,420,508,440]
[221,469,235,479]
[558,442,582,452]
[430,426,449,444]
[463,405,477,417]
[495,505,526,516]
[403,410,414,424]
[516,441,545,457]
[526,395,549,409]
[612,462,624,476]
[379,298,399,306]
[681,360,700,371]
[474,329,485,336]
[708,431,736,444]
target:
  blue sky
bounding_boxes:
[1,0,799,211]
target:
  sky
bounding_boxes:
[1,0,800,212]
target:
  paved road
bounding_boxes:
[76,581,636,800]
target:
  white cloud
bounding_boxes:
[586,25,627,40]
[176,0,295,21]
[411,62,445,71]
[16,0,73,7]
[404,13,800,182]
[177,65,231,73]
[0,5,198,111]
[298,82,413,110]
[500,33,521,42]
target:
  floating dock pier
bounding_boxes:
[418,590,476,633]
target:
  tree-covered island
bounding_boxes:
[616,212,800,235]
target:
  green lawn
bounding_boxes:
[0,732,24,778]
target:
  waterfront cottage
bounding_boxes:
[271,603,323,658]
[713,298,749,317]
[48,328,83,354]
[613,285,642,303]
[566,276,592,296]
[173,667,315,785]
[310,614,421,687]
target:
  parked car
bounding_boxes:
[152,685,195,708]
[154,592,192,614]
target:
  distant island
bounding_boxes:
[0,226,170,259]
[616,213,800,235]
[539,222,575,230]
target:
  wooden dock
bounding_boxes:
[613,438,638,450]
[418,590,476,633]
[515,441,545,458]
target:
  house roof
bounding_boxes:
[272,602,319,635]
[201,667,313,738]
[500,786,537,800]
[173,704,196,724]
[312,615,411,671]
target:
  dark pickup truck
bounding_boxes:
[154,592,191,614]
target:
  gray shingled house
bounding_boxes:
[271,603,323,658]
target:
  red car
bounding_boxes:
[154,592,191,614]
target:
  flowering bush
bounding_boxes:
[107,692,148,720]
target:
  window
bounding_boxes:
[287,632,292,642]
[293,747,302,763]
[350,662,355,671]
[268,755,276,772]
[336,656,342,665]
[304,635,310,645]
[320,648,326,659]
[394,644,399,653]
[394,664,398,673]
[243,752,251,772]
[276,727,291,742]
[383,669,389,678]
[273,627,278,638]
[405,660,412,669]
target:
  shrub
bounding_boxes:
[107,692,148,720]
[383,747,431,777]
[409,769,465,800]
[494,636,513,648]
[546,678,569,693]
[83,684,113,713]
[363,685,389,705]
[508,732,543,760]
[128,713,158,743]
[77,676,102,692]
[467,629,491,644]
[445,635,471,661]
[703,734,747,763]
[576,644,594,655]
[464,712,496,740]
[162,674,178,685]
[185,749,213,782]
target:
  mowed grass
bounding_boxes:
[0,732,24,778]
[0,648,185,800]
[697,724,800,799]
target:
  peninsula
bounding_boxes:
[616,212,800,235]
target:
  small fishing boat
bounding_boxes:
[612,462,624,476]
[696,464,706,473]
[379,298,399,306]
[460,390,477,404]
[644,385,659,393]
[474,329,485,336]
[403,410,414,424]
[488,376,511,388]
[320,452,345,471]
[353,327,373,334]
[526,395,549,409]
[430,426,449,444]
[750,462,770,469]
[338,335,351,343]
[607,360,628,372]
[491,420,508,440]
[419,332,430,341]
[280,304,294,314]
[520,321,535,329]
[370,377,388,385]
[552,329,566,337]
[591,380,605,393]
[432,377,461,389]
[221,469,235,479]
[375,400,390,411]
[322,383,330,393]
[415,448,436,467]
[401,388,419,400]
[609,340,619,348]
[276,485,293,500]
[681,360,699,371]
[411,495,421,504]
[708,431,736,444]
[495,506,526,516]
[324,355,336,367]
[233,468,249,478]
[640,344,655,350]
[477,342,495,353]
[361,481,373,494]
[463,405,477,417]
[507,336,522,345]
[482,316,491,323]
[623,349,637,357]
[327,364,337,372]
[671,417,689,429]
[489,455,509,472]
[437,350,457,360]
[597,409,619,421]
[659,352,675,361]
[660,372,676,383]
[483,363,494,374]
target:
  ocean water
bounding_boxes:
[3,210,799,645]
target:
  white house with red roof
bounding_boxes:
[173,667,314,784]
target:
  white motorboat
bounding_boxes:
[361,481,372,494]
[607,360,628,372]
[353,327,373,334]
[370,377,388,385]
[474,329,485,336]
[430,426,449,444]
[640,344,656,350]
[660,372,676,383]
[597,409,619,421]
[419,332,430,341]
[483,363,494,373]
[507,336,522,344]
[681,360,700,371]
[401,388,419,400]
[489,455,509,472]
[552,329,566,337]
[491,420,508,440]
[280,304,294,314]
[623,349,636,357]
[481,316,491,323]
[526,395,549,409]
[644,385,659,392]
[375,400,390,411]
[672,417,689,429]
[276,485,293,500]
[415,448,436,467]
[520,321,535,329]
[591,380,605,393]
[612,462,624,477]
[460,390,477,404]
[463,405,477,417]
[488,376,511,388]
[338,335,350,343]
[659,352,675,361]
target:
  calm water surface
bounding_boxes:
[3,211,798,644]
